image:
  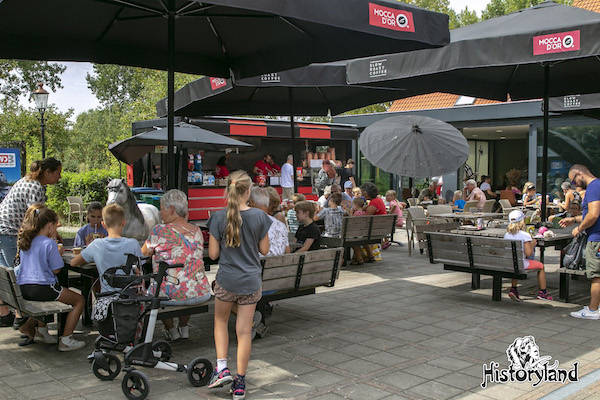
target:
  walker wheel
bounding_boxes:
[91,353,121,381]
[187,357,213,387]
[122,370,150,400]
[152,340,172,362]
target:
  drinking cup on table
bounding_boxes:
[57,243,63,253]
[72,247,82,255]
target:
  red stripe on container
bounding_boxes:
[298,123,330,139]
[228,119,267,136]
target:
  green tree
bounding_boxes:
[482,0,572,19]
[0,60,65,108]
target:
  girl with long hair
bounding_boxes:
[504,210,552,302]
[207,171,271,400]
[0,158,62,327]
[16,204,85,350]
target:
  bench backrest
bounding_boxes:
[261,247,342,292]
[482,200,496,213]
[427,205,452,216]
[406,206,426,221]
[341,215,396,241]
[407,198,418,207]
[426,232,525,273]
[464,200,480,212]
[0,266,22,312]
[499,199,512,210]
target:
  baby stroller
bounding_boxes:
[89,255,212,400]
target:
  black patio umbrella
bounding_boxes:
[0,0,450,190]
[155,62,409,190]
[346,1,600,219]
[549,94,600,120]
[108,123,253,165]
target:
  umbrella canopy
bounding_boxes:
[549,94,600,119]
[156,62,408,117]
[0,0,450,80]
[347,1,600,219]
[359,115,468,178]
[108,123,253,165]
[346,1,600,100]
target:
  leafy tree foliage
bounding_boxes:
[0,60,65,108]
[482,0,572,19]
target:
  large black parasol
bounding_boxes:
[346,1,600,219]
[0,0,449,190]
[108,123,253,165]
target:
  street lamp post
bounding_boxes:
[32,83,49,159]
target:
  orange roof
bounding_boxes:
[574,0,600,12]
[388,93,500,112]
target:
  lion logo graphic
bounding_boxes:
[506,336,556,371]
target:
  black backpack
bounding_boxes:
[563,232,587,270]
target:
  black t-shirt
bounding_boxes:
[295,222,321,251]
[340,167,354,185]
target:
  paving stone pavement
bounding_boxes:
[1,231,599,400]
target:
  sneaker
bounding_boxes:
[570,306,600,320]
[35,327,58,344]
[381,241,391,250]
[58,335,86,352]
[166,327,181,341]
[208,367,233,389]
[179,325,189,339]
[537,291,553,301]
[0,311,14,327]
[508,287,522,302]
[231,375,246,400]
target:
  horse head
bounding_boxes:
[107,179,130,206]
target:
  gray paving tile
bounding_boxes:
[427,356,474,371]
[336,383,394,400]
[261,378,313,397]
[376,371,427,390]
[402,363,452,379]
[298,370,345,387]
[310,350,354,366]
[361,351,409,367]
[336,359,383,375]
[435,372,483,390]
[17,381,72,400]
[406,380,464,400]
[6,371,55,388]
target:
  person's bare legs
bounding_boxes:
[235,303,257,376]
[537,270,547,291]
[214,299,233,361]
[57,289,84,336]
[0,303,10,317]
[589,278,600,311]
[19,317,37,338]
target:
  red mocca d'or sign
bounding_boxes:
[369,3,414,32]
[533,30,580,55]
[209,77,227,90]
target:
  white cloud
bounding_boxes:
[48,61,100,118]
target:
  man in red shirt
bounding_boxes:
[253,154,280,181]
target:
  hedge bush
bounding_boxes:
[47,169,118,219]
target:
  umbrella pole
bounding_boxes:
[541,64,549,221]
[167,0,176,190]
[289,88,297,194]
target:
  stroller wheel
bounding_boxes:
[187,357,213,387]
[152,340,172,362]
[92,353,121,381]
[122,370,150,400]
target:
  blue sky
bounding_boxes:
[40,0,488,119]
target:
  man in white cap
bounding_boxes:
[561,164,600,319]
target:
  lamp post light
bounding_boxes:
[32,83,49,159]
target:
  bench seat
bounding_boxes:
[426,232,530,301]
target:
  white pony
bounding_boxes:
[106,179,161,244]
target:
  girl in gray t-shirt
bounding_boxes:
[207,171,271,398]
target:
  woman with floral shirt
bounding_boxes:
[141,189,211,341]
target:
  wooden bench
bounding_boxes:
[557,267,586,303]
[0,265,72,339]
[406,207,459,255]
[426,232,529,301]
[158,248,343,333]
[321,215,398,264]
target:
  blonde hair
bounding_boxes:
[522,181,534,194]
[292,193,305,203]
[17,204,58,254]
[352,187,362,196]
[225,170,252,247]
[453,190,462,202]
[103,203,125,229]
[507,220,525,235]
[385,190,397,199]
[265,186,281,216]
[352,197,365,208]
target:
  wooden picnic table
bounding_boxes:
[449,227,573,263]
[59,250,98,327]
